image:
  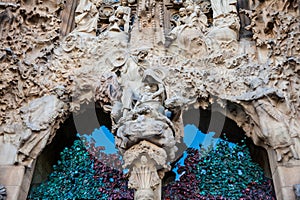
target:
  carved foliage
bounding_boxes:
[246,0,299,57]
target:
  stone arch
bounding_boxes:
[183,101,272,177]
[29,103,113,191]
[30,116,78,190]
[186,97,300,199]
[1,0,300,199]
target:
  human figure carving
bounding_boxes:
[167,3,208,55]
[190,5,208,33]
[210,0,237,18]
[73,0,99,34]
[108,6,131,33]
[133,84,164,117]
[253,98,299,161]
[205,0,240,55]
[118,50,150,116]
[169,3,208,38]
[134,69,166,115]
[114,66,178,160]
[177,8,188,26]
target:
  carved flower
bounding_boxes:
[62,34,78,52]
[90,45,104,59]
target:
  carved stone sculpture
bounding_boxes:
[123,141,169,200]
[167,3,208,57]
[1,0,300,199]
[130,0,165,48]
[253,98,299,162]
[109,53,181,198]
[73,0,99,34]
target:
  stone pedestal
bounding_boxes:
[0,164,35,200]
[268,150,300,200]
[122,141,171,200]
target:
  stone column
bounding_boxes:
[122,141,170,200]
[0,140,28,199]
[0,140,35,199]
[0,164,35,200]
[267,150,300,200]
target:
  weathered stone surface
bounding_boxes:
[0,143,17,165]
[3,186,18,200]
[0,166,25,187]
[20,95,64,131]
[0,165,35,200]
[0,0,300,199]
[277,166,300,188]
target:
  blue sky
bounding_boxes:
[80,124,237,180]
[82,126,117,154]
[82,124,220,155]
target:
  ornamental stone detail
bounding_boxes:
[0,0,300,199]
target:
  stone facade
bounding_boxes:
[0,0,299,199]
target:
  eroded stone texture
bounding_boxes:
[0,0,300,199]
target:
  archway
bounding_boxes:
[160,105,275,199]
[29,103,112,191]
[28,99,276,199]
[0,0,299,199]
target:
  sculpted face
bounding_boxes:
[179,8,187,17]
[138,50,148,60]
[186,5,194,16]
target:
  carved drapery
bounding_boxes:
[0,0,300,199]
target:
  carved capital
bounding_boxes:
[123,141,169,200]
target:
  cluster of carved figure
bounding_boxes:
[0,0,300,199]
[95,48,188,198]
